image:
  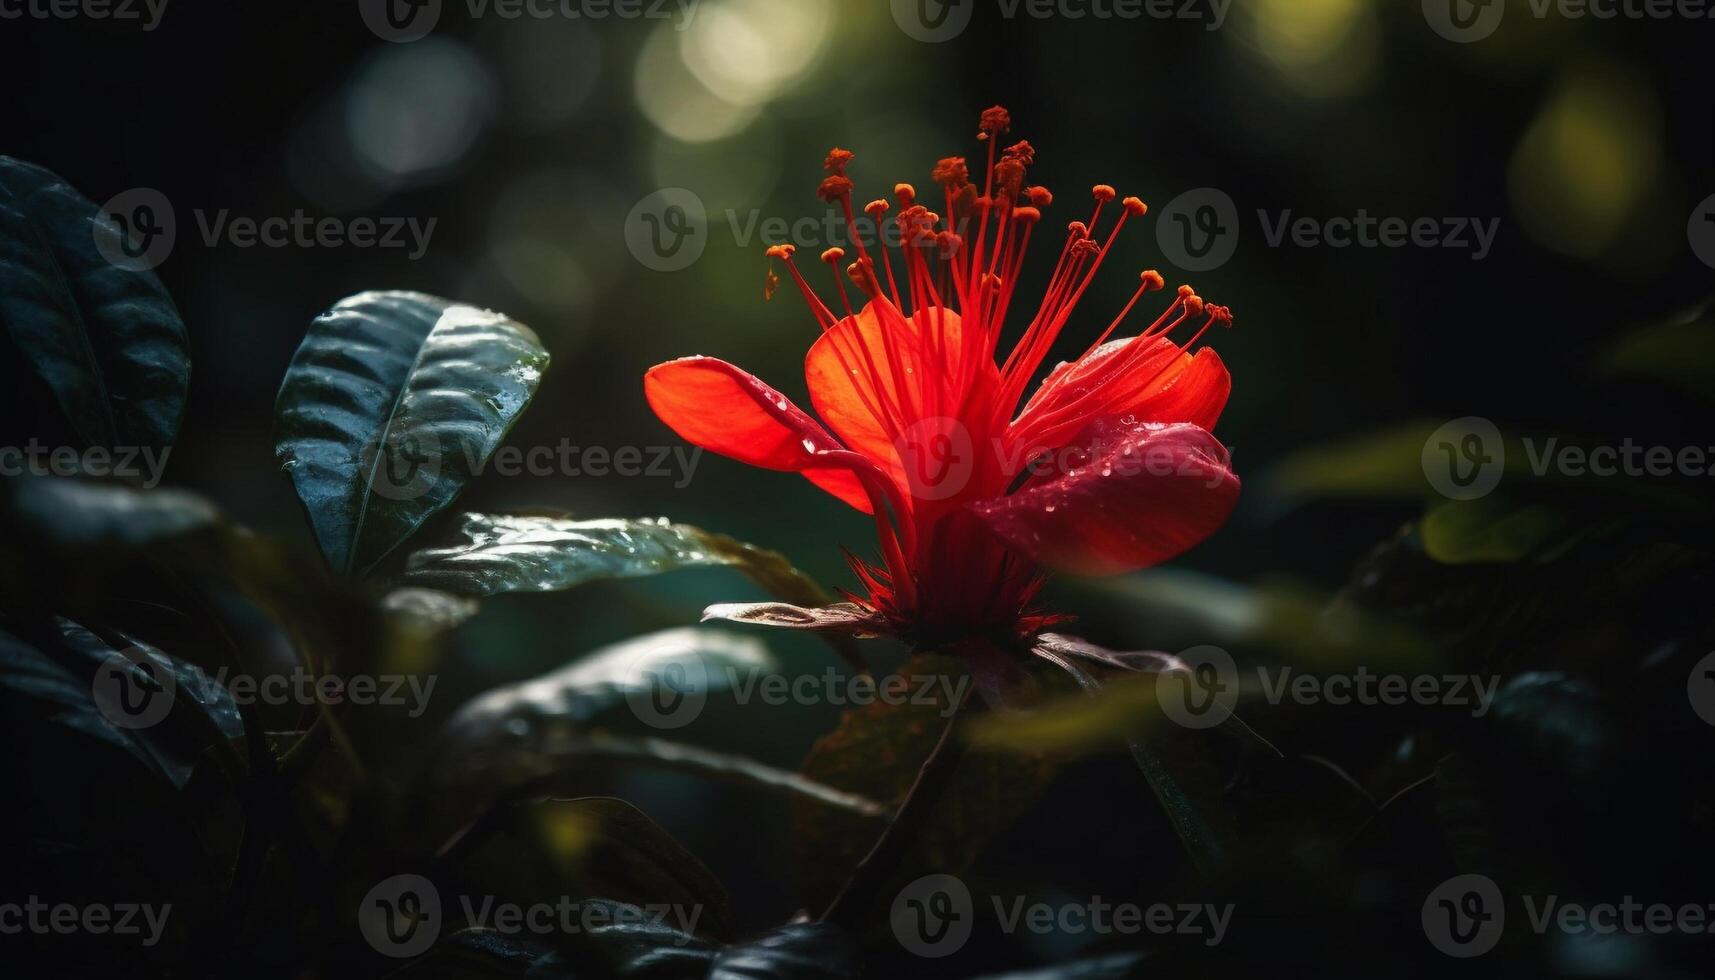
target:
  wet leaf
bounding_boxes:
[0,157,189,452]
[273,292,549,576]
[402,512,831,606]
[382,587,480,636]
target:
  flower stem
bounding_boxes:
[819,681,976,926]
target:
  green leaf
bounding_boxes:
[381,587,480,636]
[417,628,885,850]
[273,292,549,577]
[402,513,831,603]
[1599,300,1715,399]
[1419,498,1569,565]
[1,475,218,552]
[791,654,1060,911]
[0,157,190,451]
[448,796,735,942]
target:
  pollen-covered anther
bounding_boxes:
[820,247,846,265]
[937,231,964,258]
[847,258,882,297]
[817,174,854,204]
[1092,184,1117,203]
[1140,269,1165,291]
[823,147,855,174]
[931,157,970,188]
[1068,221,1089,239]
[1027,186,1053,208]
[1012,206,1042,224]
[1184,294,1205,317]
[1209,304,1235,326]
[894,183,916,206]
[979,105,1012,136]
[1122,196,1147,217]
[765,243,796,260]
[864,199,890,218]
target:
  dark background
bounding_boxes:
[5,0,1715,973]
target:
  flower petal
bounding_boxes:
[970,419,1239,575]
[644,356,872,513]
[1012,340,1230,454]
[804,302,998,498]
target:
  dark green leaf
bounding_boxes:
[2,475,218,551]
[791,654,1059,911]
[273,292,549,576]
[1419,497,1569,565]
[0,157,189,450]
[418,629,884,850]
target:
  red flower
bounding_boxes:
[646,106,1238,644]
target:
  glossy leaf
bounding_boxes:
[273,292,549,576]
[1,475,218,551]
[402,512,831,604]
[0,157,190,451]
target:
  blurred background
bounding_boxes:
[5,0,1715,972]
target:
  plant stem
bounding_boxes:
[819,683,976,926]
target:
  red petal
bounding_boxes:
[804,303,999,499]
[1012,339,1230,453]
[644,356,872,513]
[970,420,1239,575]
